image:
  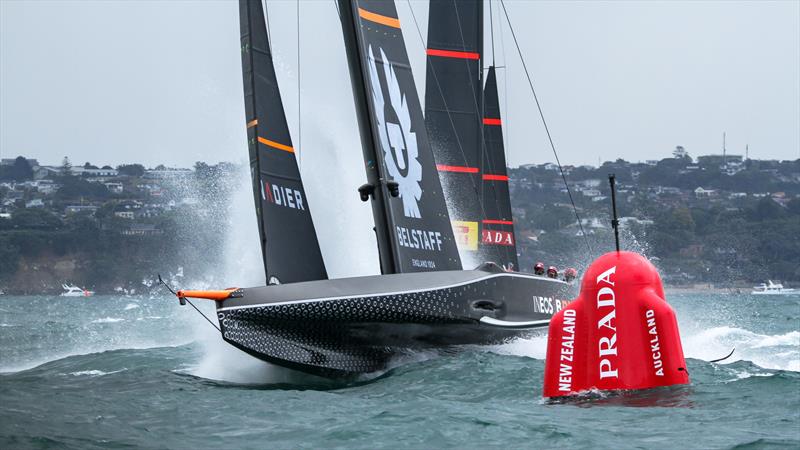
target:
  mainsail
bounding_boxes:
[481,66,518,269]
[338,0,462,273]
[239,0,327,284]
[424,0,484,256]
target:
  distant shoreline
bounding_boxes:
[666,286,752,294]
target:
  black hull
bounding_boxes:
[216,266,575,378]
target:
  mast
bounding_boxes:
[239,0,327,284]
[337,0,396,274]
[723,131,727,167]
[337,0,462,273]
[424,0,485,260]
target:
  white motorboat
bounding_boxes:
[751,280,797,296]
[61,284,94,297]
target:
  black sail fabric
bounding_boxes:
[239,0,327,284]
[424,0,484,258]
[346,0,462,272]
[481,66,518,270]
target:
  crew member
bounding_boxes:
[564,267,578,282]
[547,266,558,279]
[534,262,545,275]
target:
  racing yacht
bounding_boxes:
[173,0,576,378]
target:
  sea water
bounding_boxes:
[0,292,797,449]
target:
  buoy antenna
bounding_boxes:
[608,174,620,252]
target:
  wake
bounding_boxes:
[683,327,799,372]
[492,326,800,373]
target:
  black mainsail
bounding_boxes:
[338,0,462,273]
[239,0,327,284]
[481,66,518,269]
[424,0,484,258]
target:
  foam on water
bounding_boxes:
[683,327,799,372]
[186,105,379,383]
[91,317,125,324]
[68,369,127,377]
[492,299,800,374]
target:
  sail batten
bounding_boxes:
[239,0,327,284]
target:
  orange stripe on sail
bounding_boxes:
[358,7,401,28]
[483,174,509,181]
[246,119,258,128]
[483,118,502,126]
[483,219,514,225]
[258,136,294,153]
[436,164,479,173]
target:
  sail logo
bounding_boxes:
[261,180,305,210]
[452,221,478,251]
[367,46,423,219]
[482,230,514,246]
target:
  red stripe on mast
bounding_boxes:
[483,118,502,126]
[482,174,509,181]
[483,219,514,225]
[436,164,479,173]
[426,48,480,60]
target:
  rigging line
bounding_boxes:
[297,0,302,170]
[405,0,490,224]
[409,0,511,263]
[497,4,508,152]
[499,0,591,254]
[453,0,510,260]
[264,0,272,48]
[489,0,495,67]
[185,298,221,333]
[442,1,493,220]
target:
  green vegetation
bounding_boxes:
[510,157,800,286]
[0,154,798,293]
[0,160,238,294]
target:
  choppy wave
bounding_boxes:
[0,333,798,448]
[123,303,140,311]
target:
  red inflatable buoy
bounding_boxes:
[543,251,689,398]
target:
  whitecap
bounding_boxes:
[123,303,140,311]
[683,326,800,372]
[91,317,125,324]
[69,369,126,377]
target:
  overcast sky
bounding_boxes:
[1,0,798,169]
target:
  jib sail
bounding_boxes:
[481,66,518,270]
[239,0,327,284]
[338,0,462,273]
[424,0,485,258]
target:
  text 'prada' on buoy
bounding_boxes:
[543,251,689,398]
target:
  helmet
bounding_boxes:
[534,262,545,275]
[564,267,578,282]
[547,266,558,278]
